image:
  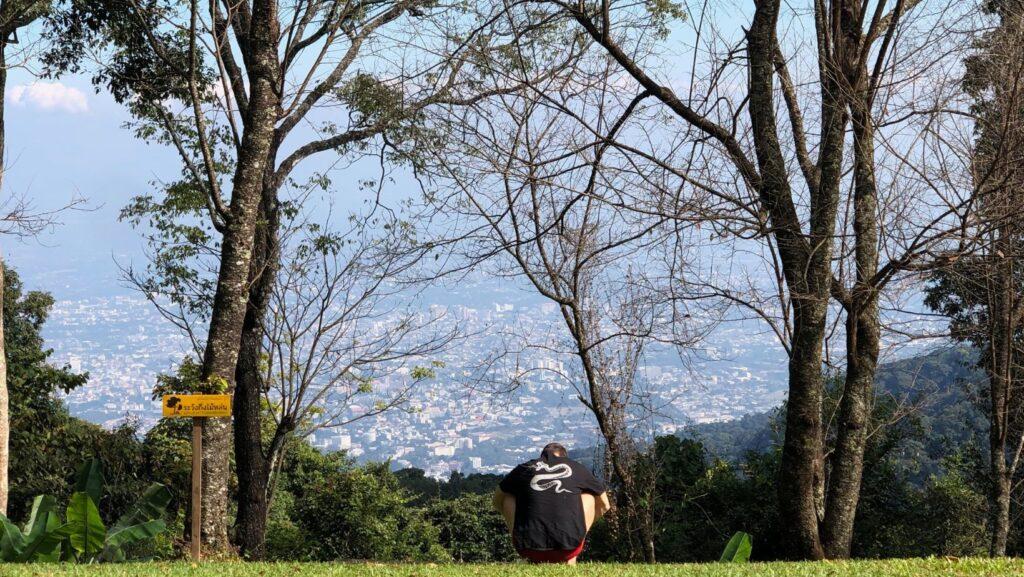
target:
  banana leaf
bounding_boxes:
[17,522,73,563]
[109,483,171,534]
[100,483,171,562]
[74,458,104,507]
[0,515,26,561]
[24,495,57,541]
[719,531,752,562]
[101,519,166,562]
[43,512,65,562]
[66,492,106,560]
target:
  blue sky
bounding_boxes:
[2,67,406,299]
[3,69,175,296]
[0,4,732,300]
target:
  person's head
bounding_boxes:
[541,442,568,461]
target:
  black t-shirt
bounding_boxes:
[499,456,607,550]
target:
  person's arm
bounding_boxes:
[578,465,611,528]
[595,491,612,519]
[492,487,506,514]
[582,490,612,530]
[493,487,516,532]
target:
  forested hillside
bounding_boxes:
[692,347,987,476]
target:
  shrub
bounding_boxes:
[424,494,516,562]
[293,463,449,562]
[0,459,172,563]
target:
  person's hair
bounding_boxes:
[541,442,568,460]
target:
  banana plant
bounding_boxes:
[719,531,753,562]
[0,458,172,563]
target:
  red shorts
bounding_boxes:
[516,540,585,563]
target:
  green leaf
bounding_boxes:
[24,495,57,540]
[18,522,73,563]
[101,483,172,561]
[75,458,104,506]
[109,483,172,534]
[719,531,752,562]
[18,496,64,561]
[102,519,166,561]
[66,492,106,560]
[0,514,26,562]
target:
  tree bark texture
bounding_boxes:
[988,249,1015,557]
[0,41,10,517]
[822,104,881,558]
[233,170,282,559]
[748,0,846,559]
[198,0,281,553]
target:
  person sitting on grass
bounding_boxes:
[492,442,611,564]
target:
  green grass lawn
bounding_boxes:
[2,559,1023,577]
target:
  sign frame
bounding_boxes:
[162,394,232,418]
[162,394,233,561]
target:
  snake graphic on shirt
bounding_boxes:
[530,462,574,493]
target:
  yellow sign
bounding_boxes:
[162,394,232,418]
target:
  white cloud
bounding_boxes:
[9,82,89,114]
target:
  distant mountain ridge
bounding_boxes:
[685,347,986,474]
[490,347,985,478]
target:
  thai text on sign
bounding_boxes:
[162,394,232,418]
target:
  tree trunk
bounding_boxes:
[747,0,844,559]
[0,257,7,518]
[990,461,1011,557]
[591,404,655,561]
[565,302,655,562]
[197,0,281,551]
[0,41,9,518]
[821,306,877,558]
[231,281,270,559]
[233,178,281,559]
[988,248,1014,557]
[777,305,827,560]
[989,311,1011,559]
[821,103,881,559]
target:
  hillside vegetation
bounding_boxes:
[3,559,1023,577]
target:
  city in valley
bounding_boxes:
[43,281,795,478]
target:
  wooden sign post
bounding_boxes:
[162,394,232,561]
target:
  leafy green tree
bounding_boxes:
[261,437,349,561]
[659,446,780,562]
[394,468,442,506]
[917,457,989,557]
[396,468,504,507]
[4,265,102,520]
[424,494,516,562]
[924,0,1024,556]
[42,0,538,556]
[437,471,505,501]
[292,462,447,562]
[584,435,780,562]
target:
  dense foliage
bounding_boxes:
[0,458,172,563]
[423,495,517,562]
[292,463,448,562]
[0,264,1016,563]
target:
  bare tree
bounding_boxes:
[425,38,712,558]
[491,0,983,559]
[251,207,458,523]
